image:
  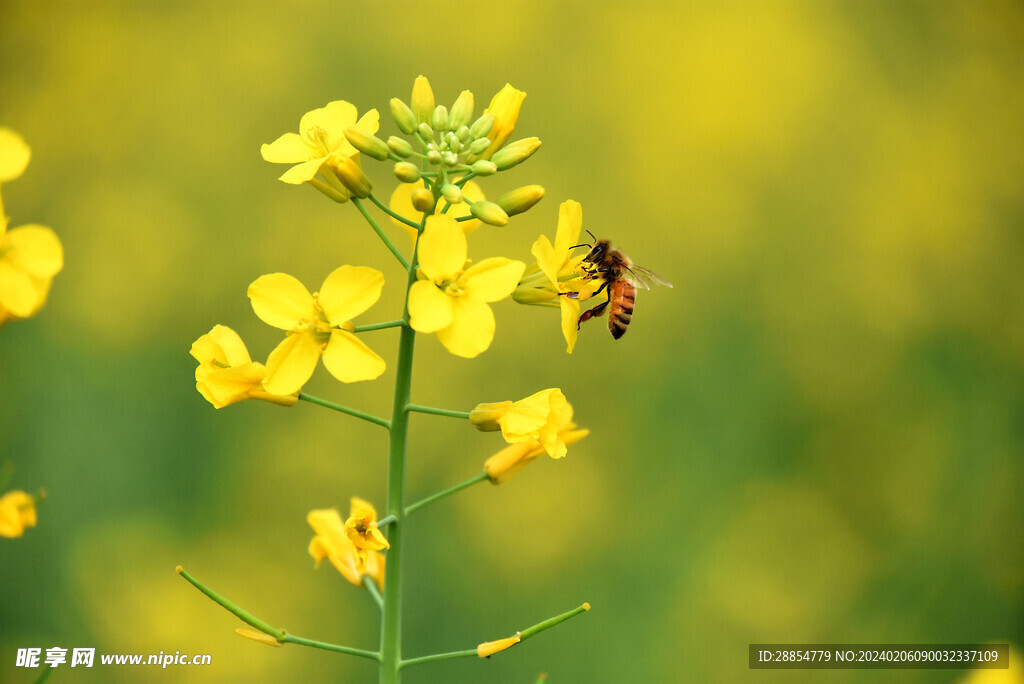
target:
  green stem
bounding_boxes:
[454,171,477,188]
[363,575,385,610]
[353,319,407,333]
[352,197,410,270]
[405,472,487,517]
[400,603,591,670]
[405,404,471,420]
[177,566,284,640]
[368,194,421,230]
[298,393,390,430]
[379,214,426,684]
[280,633,380,660]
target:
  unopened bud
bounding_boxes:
[393,161,420,183]
[442,151,458,166]
[471,160,497,176]
[491,137,541,171]
[457,125,471,142]
[411,75,435,123]
[344,128,389,161]
[431,105,449,132]
[450,90,475,130]
[470,401,513,431]
[328,156,372,198]
[468,137,491,156]
[441,183,463,204]
[427,149,442,164]
[496,185,545,216]
[387,136,412,158]
[470,201,509,226]
[390,98,417,135]
[411,188,435,213]
[416,122,434,142]
[469,113,495,139]
[447,135,462,154]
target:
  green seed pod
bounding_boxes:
[471,160,497,176]
[491,137,542,171]
[469,113,495,139]
[390,98,417,135]
[344,128,389,161]
[449,90,475,130]
[393,161,421,183]
[387,136,413,158]
[496,185,546,216]
[470,200,509,226]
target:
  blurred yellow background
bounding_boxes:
[1,1,1022,681]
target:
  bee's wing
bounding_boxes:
[626,264,673,290]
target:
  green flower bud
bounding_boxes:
[431,105,450,132]
[469,113,495,139]
[427,149,442,164]
[390,98,417,135]
[441,183,463,204]
[457,125,471,142]
[449,90,475,130]
[393,161,421,183]
[387,136,413,158]
[416,122,434,142]
[411,75,435,124]
[470,200,509,226]
[468,137,491,155]
[344,127,389,161]
[442,151,458,166]
[328,156,372,199]
[411,188,435,213]
[447,134,462,154]
[496,185,546,216]
[471,159,497,176]
[491,137,542,171]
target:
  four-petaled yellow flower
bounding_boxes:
[408,215,525,358]
[0,490,37,538]
[308,508,385,589]
[0,128,63,326]
[190,325,298,408]
[483,402,588,484]
[388,180,485,241]
[513,200,600,353]
[479,84,527,160]
[260,101,379,186]
[248,266,386,395]
[344,497,390,572]
[472,388,584,461]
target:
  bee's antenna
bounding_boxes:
[569,229,597,251]
[586,229,596,241]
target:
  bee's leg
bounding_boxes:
[562,278,610,301]
[577,297,610,329]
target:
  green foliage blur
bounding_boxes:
[2,1,1022,682]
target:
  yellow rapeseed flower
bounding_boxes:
[0,128,63,325]
[479,84,526,160]
[307,508,385,589]
[388,180,485,241]
[513,200,600,353]
[344,497,390,573]
[477,633,521,658]
[260,101,379,185]
[0,490,37,538]
[248,266,386,395]
[472,389,581,460]
[190,325,298,408]
[407,215,524,358]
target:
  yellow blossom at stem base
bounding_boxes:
[477,633,521,658]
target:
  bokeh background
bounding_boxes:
[2,1,1022,682]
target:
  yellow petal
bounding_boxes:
[0,261,43,316]
[554,200,584,258]
[481,83,526,159]
[387,181,483,239]
[349,497,378,520]
[461,257,525,303]
[260,132,316,164]
[418,215,467,283]
[195,362,267,408]
[351,108,381,138]
[236,629,281,647]
[0,128,31,182]
[484,442,539,485]
[263,332,322,395]
[477,633,521,658]
[0,490,36,538]
[190,324,252,366]
[437,298,495,358]
[531,234,561,287]
[248,273,314,330]
[560,297,581,354]
[407,280,454,333]
[278,157,326,184]
[500,389,561,442]
[411,75,435,123]
[318,265,384,325]
[4,225,63,278]
[322,330,386,383]
[299,100,358,154]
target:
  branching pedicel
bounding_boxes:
[184,76,611,682]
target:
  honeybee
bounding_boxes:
[566,231,673,339]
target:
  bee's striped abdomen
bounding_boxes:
[608,280,635,339]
